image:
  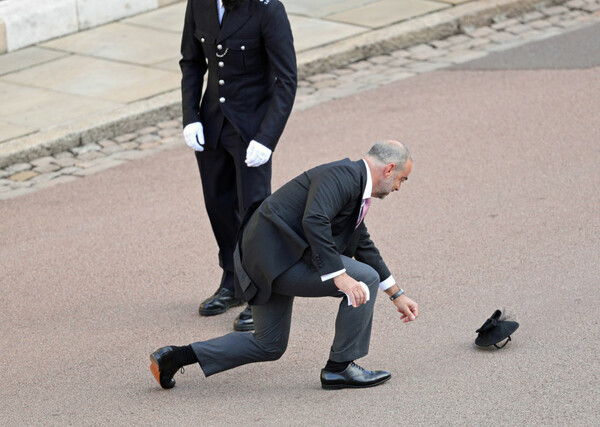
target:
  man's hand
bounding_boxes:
[393,295,419,323]
[245,140,272,167]
[333,273,368,308]
[183,122,205,151]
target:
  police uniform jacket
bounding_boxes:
[180,0,297,150]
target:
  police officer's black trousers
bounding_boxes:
[195,119,272,291]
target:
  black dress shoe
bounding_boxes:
[233,305,254,331]
[150,346,180,389]
[199,287,244,316]
[320,362,391,390]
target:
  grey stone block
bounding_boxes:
[0,18,6,54]
[71,143,101,155]
[6,162,32,173]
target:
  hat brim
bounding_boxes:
[475,321,519,347]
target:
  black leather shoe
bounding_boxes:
[233,305,254,331]
[199,287,244,316]
[320,362,391,390]
[150,346,180,389]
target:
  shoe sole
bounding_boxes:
[199,301,244,316]
[233,323,255,332]
[321,375,391,390]
[149,353,161,387]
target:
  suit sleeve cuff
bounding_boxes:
[321,269,346,282]
[379,275,395,291]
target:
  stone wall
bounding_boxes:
[0,0,182,53]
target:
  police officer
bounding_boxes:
[179,0,297,331]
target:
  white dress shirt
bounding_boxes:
[217,0,225,24]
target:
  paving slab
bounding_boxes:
[282,0,382,18]
[0,81,121,131]
[0,120,34,142]
[122,1,187,33]
[76,0,158,30]
[0,46,68,76]
[150,56,182,73]
[0,55,180,103]
[288,15,368,52]
[40,22,181,66]
[327,0,450,28]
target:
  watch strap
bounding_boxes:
[389,289,405,301]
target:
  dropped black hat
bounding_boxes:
[475,309,519,349]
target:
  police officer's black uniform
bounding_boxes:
[180,0,297,317]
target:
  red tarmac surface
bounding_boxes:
[2,38,599,424]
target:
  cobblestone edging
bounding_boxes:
[1,0,599,200]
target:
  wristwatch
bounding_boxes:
[389,288,405,301]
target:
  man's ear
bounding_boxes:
[384,163,396,178]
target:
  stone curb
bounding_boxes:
[0,0,567,169]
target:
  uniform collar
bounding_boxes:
[217,0,251,43]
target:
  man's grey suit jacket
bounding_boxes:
[234,158,392,304]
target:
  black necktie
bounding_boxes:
[221,8,229,27]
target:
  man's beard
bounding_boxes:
[373,176,395,199]
[223,0,244,9]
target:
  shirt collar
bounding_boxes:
[362,159,372,200]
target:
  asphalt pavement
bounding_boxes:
[1,9,599,427]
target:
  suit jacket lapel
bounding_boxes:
[198,0,220,37]
[218,1,252,43]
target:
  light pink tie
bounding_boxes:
[356,198,371,228]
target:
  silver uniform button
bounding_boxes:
[218,61,224,67]
[241,46,246,51]
[219,80,224,85]
[217,44,223,50]
[219,97,225,103]
[200,37,205,43]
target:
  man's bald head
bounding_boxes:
[366,140,412,173]
[365,140,413,199]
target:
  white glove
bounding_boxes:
[245,140,272,167]
[183,122,205,152]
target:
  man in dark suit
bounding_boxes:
[180,0,297,330]
[150,141,419,390]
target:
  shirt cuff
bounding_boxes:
[321,269,346,282]
[379,275,396,291]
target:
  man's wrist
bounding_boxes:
[379,275,395,291]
